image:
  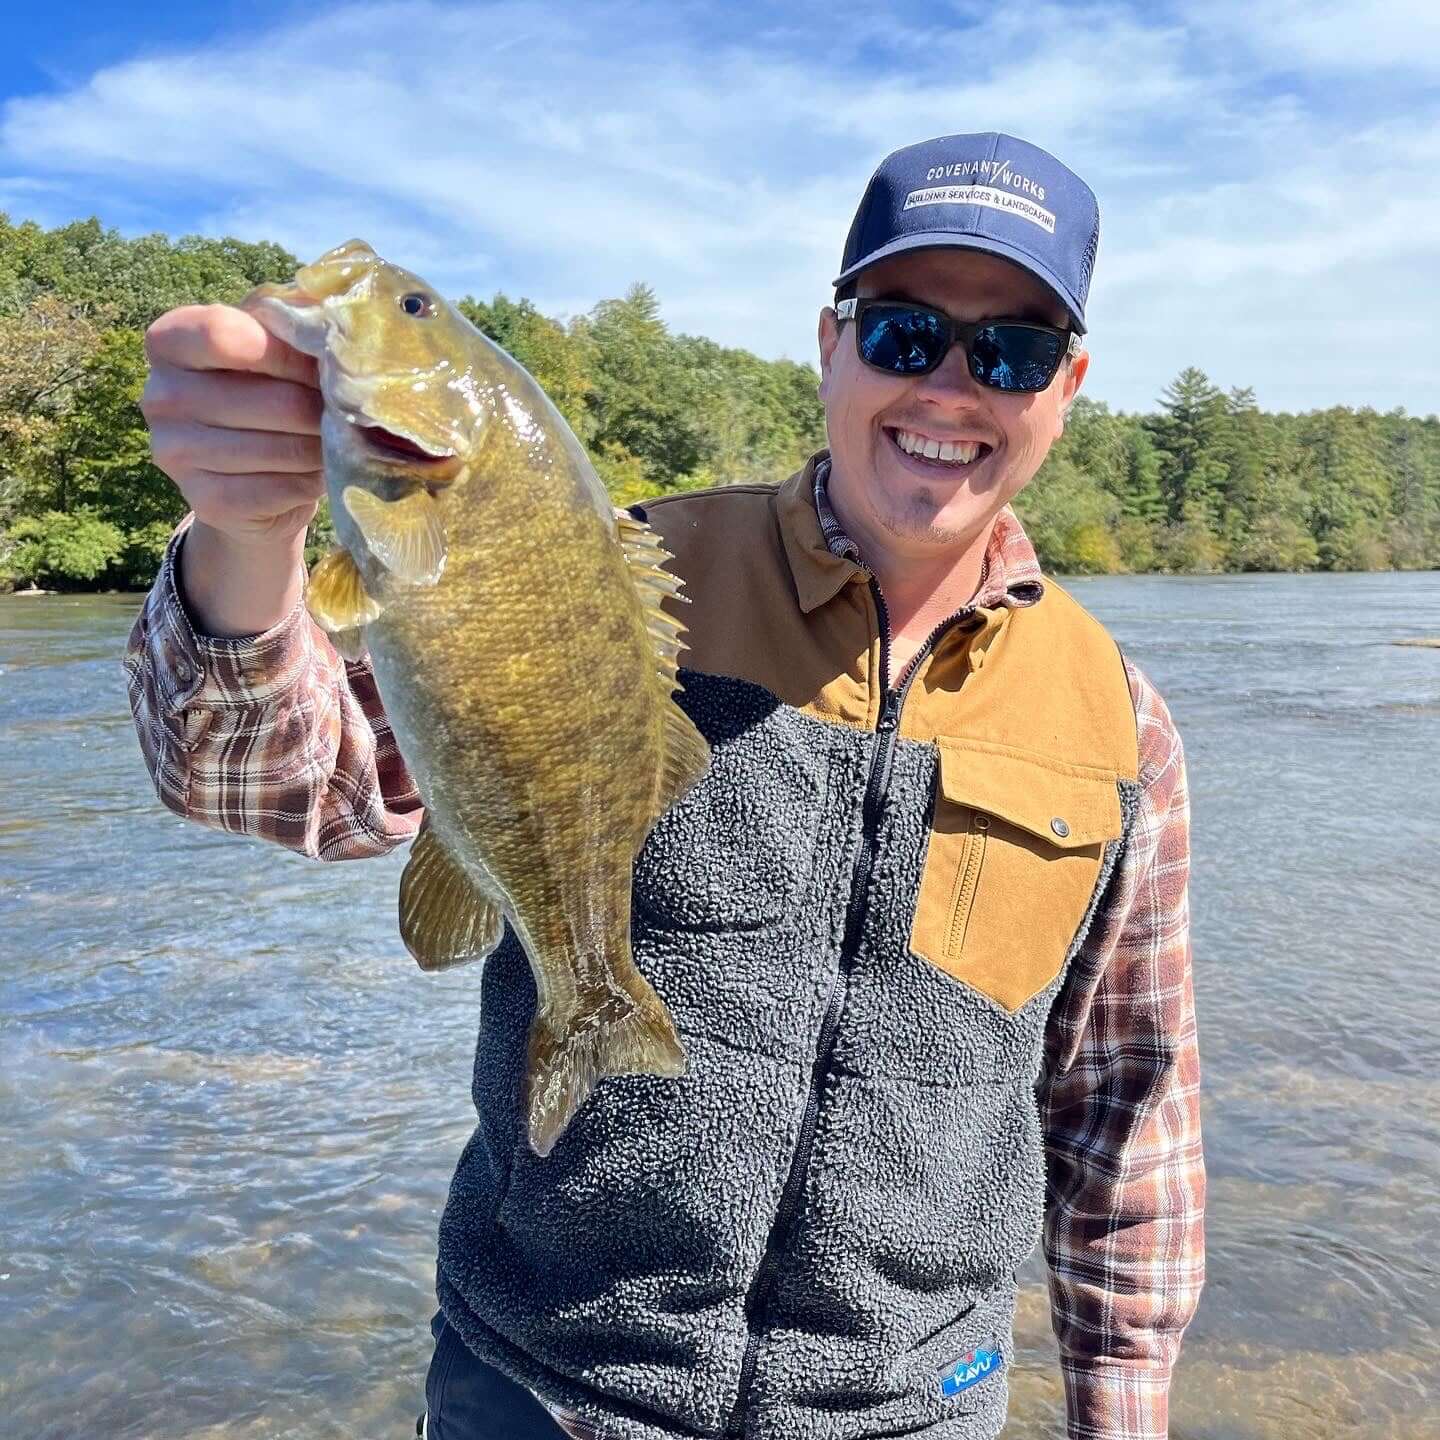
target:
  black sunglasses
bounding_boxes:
[835,297,1079,393]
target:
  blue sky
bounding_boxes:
[2,0,1437,416]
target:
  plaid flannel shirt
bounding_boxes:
[125,483,1204,1440]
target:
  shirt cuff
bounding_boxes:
[148,516,316,712]
[1061,1359,1171,1440]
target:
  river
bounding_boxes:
[2,570,1437,1439]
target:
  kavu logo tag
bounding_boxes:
[938,1343,1004,1398]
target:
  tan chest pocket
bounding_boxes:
[909,737,1126,1012]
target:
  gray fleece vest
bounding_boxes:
[434,665,1143,1440]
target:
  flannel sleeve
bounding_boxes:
[123,516,424,859]
[1036,655,1207,1440]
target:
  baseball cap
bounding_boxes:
[833,133,1099,334]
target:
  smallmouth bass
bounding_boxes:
[243,241,710,1157]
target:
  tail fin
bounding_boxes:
[524,968,686,1158]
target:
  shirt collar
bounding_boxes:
[775,456,863,613]
[791,452,1046,614]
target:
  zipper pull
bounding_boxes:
[877,689,900,733]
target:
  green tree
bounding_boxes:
[1148,367,1230,531]
[1014,454,1124,574]
[1231,512,1319,572]
[1153,512,1225,574]
[115,520,179,590]
[591,441,653,506]
[1297,408,1394,570]
[673,337,824,488]
[0,213,297,327]
[4,509,125,587]
[583,285,710,485]
[1053,397,1127,499]
[0,294,107,520]
[65,329,181,530]
[1120,420,1167,526]
[2,211,1437,589]
[1381,410,1440,568]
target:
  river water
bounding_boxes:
[2,572,1438,1440]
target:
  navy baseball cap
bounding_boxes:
[833,132,1099,334]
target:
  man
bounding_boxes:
[127,132,1204,1440]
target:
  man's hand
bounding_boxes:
[141,304,326,636]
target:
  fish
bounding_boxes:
[242,240,709,1157]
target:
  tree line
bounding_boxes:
[1,215,1436,591]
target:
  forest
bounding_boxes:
[1,215,1436,591]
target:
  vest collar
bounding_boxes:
[777,456,866,614]
[777,450,1048,617]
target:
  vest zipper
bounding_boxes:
[722,577,983,1439]
[945,813,990,960]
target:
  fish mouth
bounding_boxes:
[354,421,462,483]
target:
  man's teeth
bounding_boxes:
[893,429,984,464]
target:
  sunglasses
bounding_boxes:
[834,297,1080,394]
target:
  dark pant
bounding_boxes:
[424,1310,569,1439]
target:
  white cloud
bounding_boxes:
[2,0,1438,415]
[1197,0,1440,73]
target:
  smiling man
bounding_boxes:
[126,132,1204,1440]
[819,242,1083,683]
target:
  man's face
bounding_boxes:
[817,248,1088,561]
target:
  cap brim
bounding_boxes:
[832,231,1087,335]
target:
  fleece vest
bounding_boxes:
[434,458,1142,1440]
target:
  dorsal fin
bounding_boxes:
[651,703,710,819]
[614,507,710,819]
[615,508,689,692]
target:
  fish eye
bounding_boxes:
[400,292,435,318]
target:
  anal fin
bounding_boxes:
[399,820,505,971]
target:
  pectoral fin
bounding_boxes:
[307,546,385,637]
[399,821,505,971]
[343,484,447,586]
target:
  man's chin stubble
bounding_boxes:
[874,492,976,550]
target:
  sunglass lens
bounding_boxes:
[969,325,1065,391]
[858,305,946,374]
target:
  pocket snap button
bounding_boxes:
[1050,817,1070,838]
[974,813,991,831]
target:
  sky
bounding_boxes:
[1,0,1437,417]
